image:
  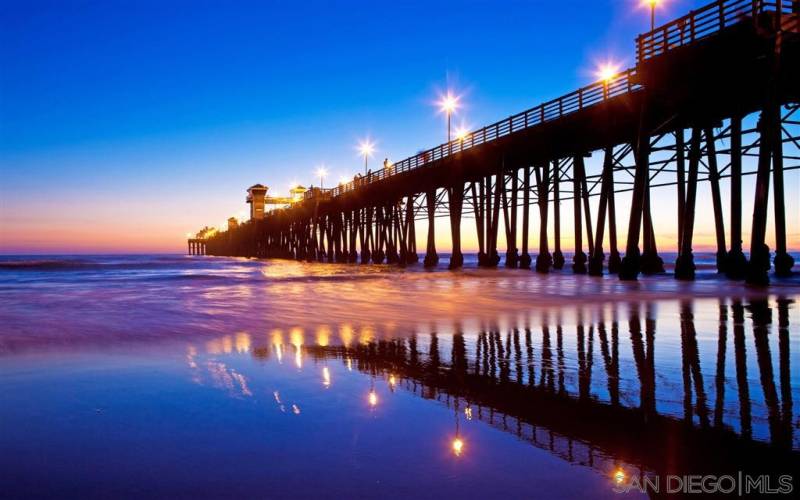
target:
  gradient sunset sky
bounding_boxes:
[1,0,797,254]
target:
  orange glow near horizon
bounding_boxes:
[1,152,797,255]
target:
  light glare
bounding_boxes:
[359,140,375,157]
[368,390,378,407]
[452,437,464,456]
[438,91,460,114]
[596,62,621,83]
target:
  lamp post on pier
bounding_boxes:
[358,140,375,175]
[438,92,459,143]
[647,0,661,30]
[316,166,328,190]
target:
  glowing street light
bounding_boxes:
[452,437,465,457]
[359,139,375,175]
[644,0,661,30]
[596,62,621,98]
[597,63,619,83]
[316,165,328,189]
[438,91,460,143]
[454,126,469,141]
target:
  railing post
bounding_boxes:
[637,35,643,63]
[719,0,726,28]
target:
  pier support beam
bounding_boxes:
[349,210,358,263]
[675,127,702,280]
[360,208,371,264]
[471,182,486,265]
[572,156,587,274]
[423,189,439,267]
[552,160,565,269]
[486,172,502,267]
[535,163,552,273]
[620,134,649,280]
[772,109,794,277]
[449,183,465,269]
[747,106,777,285]
[519,167,532,269]
[640,137,664,275]
[676,129,686,253]
[589,148,613,275]
[406,195,419,264]
[503,171,519,268]
[704,127,728,273]
[386,205,399,264]
[727,116,748,278]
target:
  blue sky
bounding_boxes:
[2,0,760,253]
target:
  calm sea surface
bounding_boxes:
[1,254,799,499]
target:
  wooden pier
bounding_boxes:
[201,0,800,285]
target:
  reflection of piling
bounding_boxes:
[299,296,798,479]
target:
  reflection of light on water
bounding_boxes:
[292,404,301,415]
[316,326,331,347]
[323,367,331,387]
[290,327,303,368]
[388,375,396,389]
[230,371,252,396]
[368,390,378,407]
[359,326,375,345]
[452,437,464,456]
[186,345,198,369]
[235,332,251,353]
[206,360,251,397]
[294,347,302,368]
[186,345,202,384]
[273,391,281,404]
[271,330,284,363]
[464,407,472,420]
[346,358,353,371]
[339,324,354,346]
[206,336,234,355]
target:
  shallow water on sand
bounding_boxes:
[1,254,799,498]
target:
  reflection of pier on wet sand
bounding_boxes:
[287,298,799,479]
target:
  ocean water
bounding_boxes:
[0,254,798,499]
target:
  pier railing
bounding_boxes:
[303,0,795,204]
[306,69,639,201]
[636,0,795,62]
